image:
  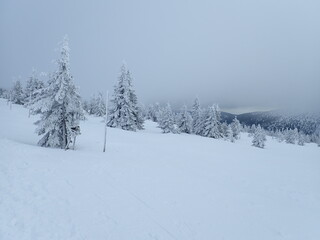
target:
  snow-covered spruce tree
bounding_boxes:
[0,88,8,99]
[252,124,266,148]
[202,104,223,138]
[221,122,228,139]
[227,124,235,142]
[82,99,90,114]
[284,128,298,144]
[191,97,202,134]
[178,105,193,134]
[91,92,106,117]
[230,116,241,140]
[248,124,256,137]
[126,69,144,130]
[146,104,155,121]
[24,69,45,104]
[28,36,84,149]
[11,80,24,104]
[153,102,162,122]
[297,131,306,146]
[158,103,176,133]
[107,63,143,131]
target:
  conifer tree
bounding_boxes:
[178,105,193,133]
[284,128,298,144]
[127,70,144,130]
[227,124,235,142]
[191,97,202,134]
[221,122,229,139]
[230,116,241,140]
[11,80,24,105]
[24,69,45,104]
[158,103,176,133]
[252,124,266,148]
[297,131,305,146]
[92,92,106,117]
[28,36,84,149]
[107,63,143,131]
[202,104,222,138]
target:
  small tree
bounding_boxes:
[191,97,202,134]
[107,63,143,131]
[252,124,266,148]
[24,69,45,104]
[11,79,24,105]
[297,132,305,146]
[178,105,193,134]
[202,104,222,138]
[284,128,298,144]
[92,92,106,117]
[158,103,176,133]
[227,125,235,142]
[230,116,241,140]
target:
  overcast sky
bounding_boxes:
[1,0,319,113]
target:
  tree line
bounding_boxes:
[0,36,319,150]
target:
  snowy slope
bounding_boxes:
[0,99,319,240]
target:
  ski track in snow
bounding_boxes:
[0,99,320,240]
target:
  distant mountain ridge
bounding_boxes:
[225,110,320,135]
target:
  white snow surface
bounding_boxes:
[0,99,319,240]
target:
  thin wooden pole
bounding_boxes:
[103,90,109,152]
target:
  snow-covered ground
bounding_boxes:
[0,98,319,240]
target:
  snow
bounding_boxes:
[0,99,319,240]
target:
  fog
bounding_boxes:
[1,0,319,113]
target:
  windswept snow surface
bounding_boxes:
[0,99,319,240]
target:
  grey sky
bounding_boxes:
[1,0,319,112]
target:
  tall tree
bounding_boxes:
[28,36,84,149]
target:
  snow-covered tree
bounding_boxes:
[146,104,155,121]
[248,124,256,137]
[191,97,202,134]
[230,116,241,140]
[275,129,285,142]
[24,69,45,104]
[202,104,222,138]
[158,103,176,133]
[107,63,143,131]
[221,122,229,139]
[28,36,84,149]
[227,124,235,142]
[91,92,106,117]
[0,88,8,99]
[11,80,24,105]
[284,128,298,144]
[178,105,193,133]
[252,124,266,148]
[297,132,306,146]
[82,99,90,114]
[127,70,144,130]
